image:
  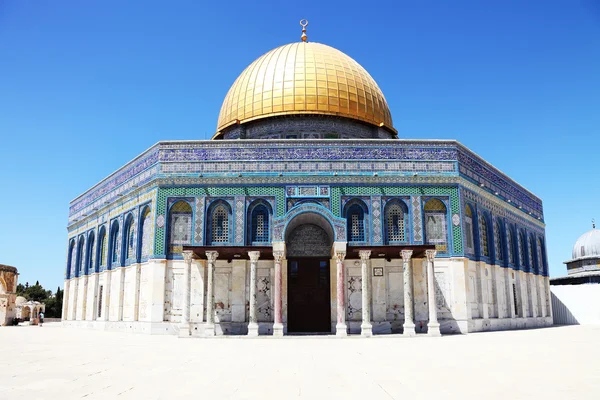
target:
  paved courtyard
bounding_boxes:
[1,324,599,399]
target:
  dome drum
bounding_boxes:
[217,114,396,140]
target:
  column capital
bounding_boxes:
[273,250,285,263]
[335,250,346,262]
[205,251,219,263]
[182,250,194,265]
[401,249,413,262]
[248,251,261,263]
[358,250,371,260]
[426,249,437,262]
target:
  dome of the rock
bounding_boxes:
[215,41,393,137]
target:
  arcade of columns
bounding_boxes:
[179,248,441,337]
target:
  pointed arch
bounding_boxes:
[518,230,526,270]
[464,204,476,255]
[76,235,85,277]
[66,239,76,279]
[247,200,272,245]
[344,198,368,243]
[207,200,232,245]
[169,200,193,254]
[138,205,152,261]
[97,225,107,270]
[494,219,504,264]
[384,199,408,244]
[109,220,120,269]
[124,213,136,262]
[86,231,95,275]
[478,212,490,258]
[424,198,448,250]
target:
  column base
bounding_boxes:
[178,323,190,337]
[273,323,284,337]
[360,322,373,337]
[204,323,216,337]
[247,322,259,337]
[335,322,348,337]
[427,322,441,337]
[402,322,416,337]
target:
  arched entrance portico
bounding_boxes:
[284,212,334,333]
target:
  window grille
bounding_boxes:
[99,231,107,266]
[465,206,475,254]
[518,233,525,267]
[424,199,447,247]
[537,239,544,274]
[126,222,135,259]
[169,201,192,253]
[479,215,489,257]
[111,227,120,264]
[386,203,405,242]
[507,229,514,264]
[495,223,503,261]
[346,204,365,242]
[252,206,269,243]
[529,237,535,272]
[212,205,229,243]
[141,208,151,258]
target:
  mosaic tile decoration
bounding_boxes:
[412,196,423,243]
[68,140,543,225]
[234,196,245,244]
[194,197,205,245]
[371,196,382,245]
[331,186,462,254]
[154,187,285,256]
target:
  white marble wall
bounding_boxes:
[62,256,552,335]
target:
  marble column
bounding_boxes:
[335,250,347,337]
[425,249,441,336]
[103,270,111,322]
[180,250,194,337]
[247,251,261,337]
[205,251,218,337]
[273,250,285,337]
[359,250,372,337]
[401,250,416,336]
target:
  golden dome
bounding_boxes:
[215,42,394,136]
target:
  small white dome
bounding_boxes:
[572,229,600,260]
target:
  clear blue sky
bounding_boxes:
[1,1,598,290]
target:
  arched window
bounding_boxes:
[344,200,367,243]
[97,226,107,269]
[478,213,489,257]
[139,206,152,260]
[109,221,120,268]
[494,221,504,263]
[385,200,407,244]
[76,237,85,277]
[464,205,475,255]
[506,226,514,265]
[124,214,135,261]
[537,238,545,275]
[169,201,193,254]
[209,203,231,244]
[250,203,270,244]
[518,231,525,269]
[86,232,95,274]
[424,199,447,251]
[529,235,536,274]
[67,240,76,279]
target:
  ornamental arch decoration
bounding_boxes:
[272,203,346,243]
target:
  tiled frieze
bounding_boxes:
[69,140,543,227]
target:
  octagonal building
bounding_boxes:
[62,30,552,336]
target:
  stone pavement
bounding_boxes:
[1,324,599,400]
